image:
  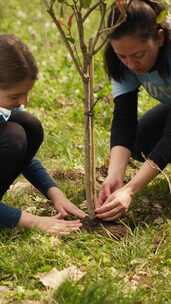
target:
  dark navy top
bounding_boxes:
[0,158,57,228]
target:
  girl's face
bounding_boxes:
[0,78,34,109]
[111,32,164,74]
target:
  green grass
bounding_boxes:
[0,1,171,303]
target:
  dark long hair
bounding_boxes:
[104,0,171,81]
[0,34,38,89]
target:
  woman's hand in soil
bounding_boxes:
[95,186,132,221]
[96,175,124,208]
[19,211,82,235]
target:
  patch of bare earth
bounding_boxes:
[81,217,128,239]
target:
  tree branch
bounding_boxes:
[91,1,106,54]
[44,2,85,80]
[83,1,101,22]
[93,35,108,55]
[73,2,88,73]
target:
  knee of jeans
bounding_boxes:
[33,117,44,145]
[24,113,44,145]
[6,123,27,157]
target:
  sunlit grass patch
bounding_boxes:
[0,1,171,303]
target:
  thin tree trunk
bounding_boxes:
[83,53,96,219]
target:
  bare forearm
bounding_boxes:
[18,211,39,229]
[47,186,65,203]
[18,211,82,235]
[96,159,160,221]
[125,160,159,194]
[108,146,131,178]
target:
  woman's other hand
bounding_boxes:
[96,174,124,209]
[96,185,132,221]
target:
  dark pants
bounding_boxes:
[0,111,43,199]
[132,104,168,162]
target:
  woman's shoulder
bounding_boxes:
[111,69,140,98]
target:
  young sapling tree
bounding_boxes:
[43,0,129,219]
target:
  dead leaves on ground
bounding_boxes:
[37,266,86,289]
[123,270,151,291]
[9,181,32,194]
[0,286,10,304]
[0,267,85,303]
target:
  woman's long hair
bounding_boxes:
[104,0,171,81]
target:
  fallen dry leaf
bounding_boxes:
[0,286,10,304]
[153,217,164,225]
[0,287,9,293]
[37,266,86,289]
[79,200,88,210]
[9,181,31,193]
[50,236,61,248]
[123,270,150,292]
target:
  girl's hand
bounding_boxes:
[96,175,124,209]
[48,187,87,219]
[19,211,82,236]
[35,217,82,235]
[54,195,87,219]
[95,186,132,221]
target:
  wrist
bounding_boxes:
[18,211,39,229]
[120,184,135,200]
[124,160,159,195]
[47,187,66,203]
[124,180,139,195]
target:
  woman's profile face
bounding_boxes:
[111,32,164,74]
